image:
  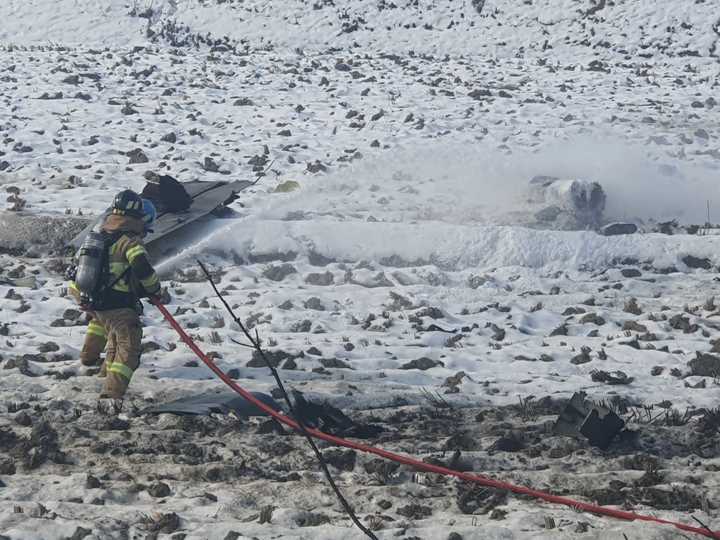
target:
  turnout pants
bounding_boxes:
[94,308,142,399]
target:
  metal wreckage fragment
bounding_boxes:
[553,391,625,450]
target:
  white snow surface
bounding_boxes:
[2,1,720,540]
[2,0,720,60]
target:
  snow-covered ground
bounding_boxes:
[2,1,720,539]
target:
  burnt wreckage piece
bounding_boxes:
[528,176,607,230]
[292,391,383,439]
[553,392,625,450]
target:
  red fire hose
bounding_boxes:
[154,302,719,539]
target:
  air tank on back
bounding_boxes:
[74,231,106,296]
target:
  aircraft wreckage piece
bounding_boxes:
[70,177,253,251]
[142,389,382,439]
[528,176,606,230]
[553,392,625,450]
[0,178,252,257]
[142,390,282,417]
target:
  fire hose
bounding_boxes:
[153,301,719,539]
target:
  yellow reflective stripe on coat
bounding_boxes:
[87,321,107,339]
[126,244,147,264]
[108,363,134,381]
[109,262,130,292]
[69,281,80,292]
[141,273,160,290]
[109,262,129,274]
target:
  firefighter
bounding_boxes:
[69,198,158,378]
[70,191,162,399]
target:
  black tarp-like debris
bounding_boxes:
[141,174,192,213]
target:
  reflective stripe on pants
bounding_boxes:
[107,362,134,381]
[80,318,107,367]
